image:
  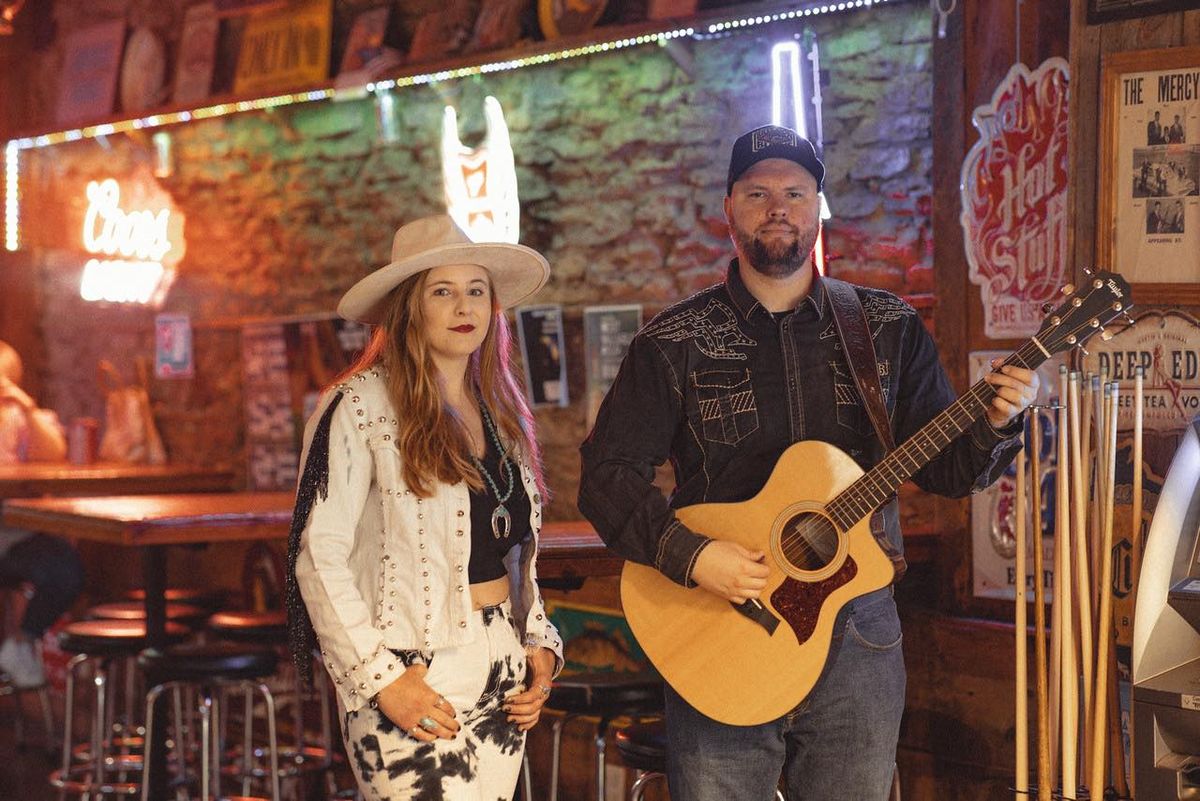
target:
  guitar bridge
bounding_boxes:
[731,598,780,635]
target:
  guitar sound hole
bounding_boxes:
[778,512,840,571]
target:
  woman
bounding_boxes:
[287,216,563,800]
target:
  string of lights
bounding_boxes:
[2,0,888,250]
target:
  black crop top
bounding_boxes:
[467,433,532,583]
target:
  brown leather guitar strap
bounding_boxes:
[823,277,895,453]
[823,277,906,582]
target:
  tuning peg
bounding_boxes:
[1041,302,1056,314]
[1077,344,1089,356]
[1083,266,1093,276]
[1100,328,1114,341]
[1060,283,1075,295]
[1122,312,1135,325]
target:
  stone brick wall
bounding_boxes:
[19,0,932,521]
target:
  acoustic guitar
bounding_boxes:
[621,272,1132,725]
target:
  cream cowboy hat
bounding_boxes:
[337,215,550,323]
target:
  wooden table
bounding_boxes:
[0,462,235,500]
[2,491,615,575]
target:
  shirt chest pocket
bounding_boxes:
[690,369,759,447]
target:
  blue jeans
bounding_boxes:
[664,590,906,801]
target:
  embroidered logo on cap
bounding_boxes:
[749,126,799,152]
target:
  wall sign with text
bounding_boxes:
[1081,309,1200,431]
[961,58,1071,339]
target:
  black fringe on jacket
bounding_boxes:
[286,392,342,683]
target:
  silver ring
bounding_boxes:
[419,716,438,732]
[538,684,552,696]
[409,725,422,737]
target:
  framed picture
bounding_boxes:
[55,19,126,125]
[1087,0,1200,25]
[173,2,220,105]
[583,304,642,428]
[1098,45,1200,305]
[515,305,568,408]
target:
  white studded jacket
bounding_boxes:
[294,368,564,713]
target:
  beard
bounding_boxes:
[733,220,820,278]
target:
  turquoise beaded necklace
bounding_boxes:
[470,402,516,538]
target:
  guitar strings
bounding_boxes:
[774,303,1104,568]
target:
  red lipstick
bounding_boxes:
[450,324,476,333]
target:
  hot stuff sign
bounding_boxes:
[961,58,1071,339]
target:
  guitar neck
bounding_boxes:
[827,339,1046,530]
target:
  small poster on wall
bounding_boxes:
[55,19,127,126]
[583,305,642,428]
[154,313,194,378]
[516,305,568,408]
[970,350,1066,600]
[173,2,220,105]
[1100,46,1200,295]
[233,0,332,96]
[241,315,369,490]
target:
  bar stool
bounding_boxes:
[53,618,190,798]
[89,600,210,627]
[139,641,283,801]
[208,609,337,794]
[543,670,664,801]
[124,587,228,612]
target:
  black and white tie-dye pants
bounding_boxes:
[340,600,529,801]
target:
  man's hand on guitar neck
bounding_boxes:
[983,362,1040,429]
[690,540,771,603]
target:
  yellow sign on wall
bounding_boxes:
[233,0,332,96]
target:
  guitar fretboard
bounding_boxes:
[826,341,1044,531]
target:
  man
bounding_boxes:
[1167,114,1185,144]
[1148,110,1164,145]
[1148,201,1164,234]
[0,340,83,688]
[1169,200,1185,233]
[577,125,1038,801]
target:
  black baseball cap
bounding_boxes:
[726,125,825,195]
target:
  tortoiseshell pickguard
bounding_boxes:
[769,557,858,644]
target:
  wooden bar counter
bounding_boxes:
[0,462,235,500]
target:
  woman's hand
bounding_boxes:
[374,665,461,742]
[504,646,556,731]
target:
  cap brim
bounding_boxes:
[338,242,550,323]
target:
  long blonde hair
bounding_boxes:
[338,270,545,499]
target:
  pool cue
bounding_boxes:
[1068,372,1094,786]
[1108,629,1127,798]
[1015,446,1029,801]
[1029,409,1052,801]
[1049,412,1063,787]
[1127,366,1144,800]
[1092,371,1107,612]
[1056,373,1078,799]
[1089,382,1119,799]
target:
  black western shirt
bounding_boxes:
[578,260,1022,587]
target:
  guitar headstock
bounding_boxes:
[1035,271,1133,356]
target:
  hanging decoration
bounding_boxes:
[441,96,520,244]
[960,58,1071,339]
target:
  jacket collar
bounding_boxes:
[725,258,825,323]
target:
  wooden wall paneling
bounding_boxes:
[932,0,971,613]
[1069,0,1103,281]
